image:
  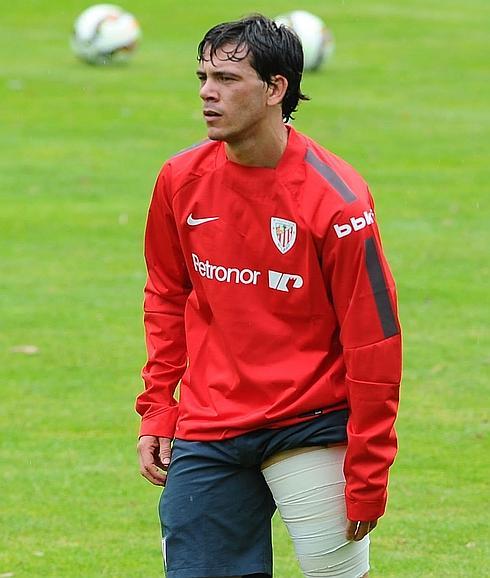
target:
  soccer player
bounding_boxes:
[136,14,401,578]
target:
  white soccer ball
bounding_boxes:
[275,10,334,71]
[71,4,141,65]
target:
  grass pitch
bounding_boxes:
[1,1,488,576]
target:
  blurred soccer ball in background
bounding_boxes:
[71,4,141,65]
[275,10,334,71]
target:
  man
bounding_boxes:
[136,14,401,578]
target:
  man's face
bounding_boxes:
[197,44,271,143]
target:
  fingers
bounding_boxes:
[346,519,378,541]
[141,462,167,486]
[346,520,358,541]
[159,437,172,469]
[137,435,171,486]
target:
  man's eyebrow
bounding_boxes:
[196,69,241,78]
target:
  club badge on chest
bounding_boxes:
[271,217,297,254]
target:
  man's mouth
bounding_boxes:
[203,110,222,118]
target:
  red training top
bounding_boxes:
[136,126,402,521]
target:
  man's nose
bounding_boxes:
[199,79,218,101]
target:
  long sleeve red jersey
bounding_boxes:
[136,126,402,521]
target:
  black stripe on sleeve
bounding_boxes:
[305,149,357,203]
[365,237,399,339]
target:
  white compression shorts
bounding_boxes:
[262,446,369,578]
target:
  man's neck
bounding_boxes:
[225,122,289,168]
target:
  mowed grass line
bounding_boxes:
[1,0,488,576]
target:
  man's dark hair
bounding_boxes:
[197,14,309,122]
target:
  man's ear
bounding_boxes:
[267,75,288,107]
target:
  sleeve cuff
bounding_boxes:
[138,406,178,439]
[345,495,386,522]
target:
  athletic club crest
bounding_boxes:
[271,217,297,254]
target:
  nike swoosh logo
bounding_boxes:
[187,213,219,226]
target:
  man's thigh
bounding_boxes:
[262,446,370,578]
[160,439,275,578]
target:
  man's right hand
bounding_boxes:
[137,435,173,486]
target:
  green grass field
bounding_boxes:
[1,0,488,576]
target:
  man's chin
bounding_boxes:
[206,129,226,142]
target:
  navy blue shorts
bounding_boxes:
[159,410,348,578]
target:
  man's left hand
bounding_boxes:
[346,519,378,541]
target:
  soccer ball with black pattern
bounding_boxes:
[71,4,141,65]
[275,10,334,72]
